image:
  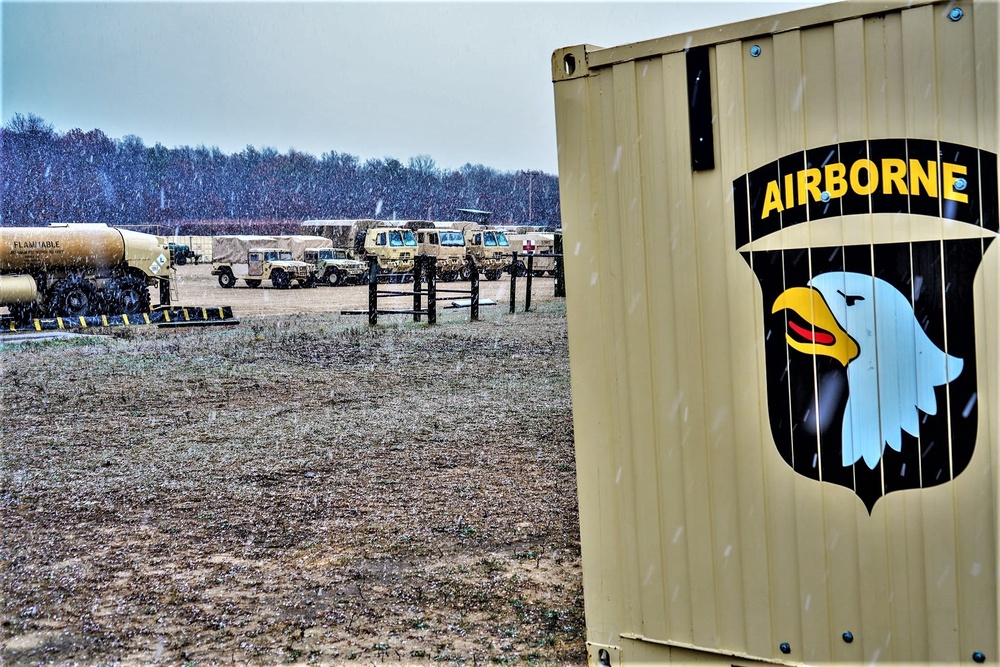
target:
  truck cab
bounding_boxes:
[354,227,417,279]
[414,228,466,282]
[461,227,510,281]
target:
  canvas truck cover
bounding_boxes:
[212,235,329,264]
[553,1,998,665]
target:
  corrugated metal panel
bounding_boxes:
[554,1,997,664]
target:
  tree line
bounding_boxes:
[0,113,561,234]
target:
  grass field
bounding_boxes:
[0,298,583,665]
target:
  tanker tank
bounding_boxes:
[0,223,171,320]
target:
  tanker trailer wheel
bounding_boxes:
[218,269,236,288]
[50,276,97,317]
[104,275,150,314]
[271,269,291,289]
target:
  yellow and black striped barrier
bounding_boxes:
[1,306,237,333]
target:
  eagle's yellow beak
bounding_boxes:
[772,286,860,366]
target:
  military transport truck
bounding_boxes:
[211,235,315,289]
[352,226,417,280]
[303,247,366,286]
[452,224,509,281]
[506,232,555,277]
[407,222,467,282]
[0,222,170,320]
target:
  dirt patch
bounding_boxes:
[0,272,582,666]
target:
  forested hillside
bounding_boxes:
[1,113,561,233]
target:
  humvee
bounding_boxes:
[303,247,366,286]
[212,236,315,289]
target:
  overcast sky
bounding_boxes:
[2,1,825,175]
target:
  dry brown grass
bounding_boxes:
[0,303,583,665]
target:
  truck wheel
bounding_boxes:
[50,276,97,317]
[218,269,236,288]
[302,275,317,288]
[459,265,472,281]
[104,275,150,314]
[326,268,344,286]
[245,280,261,288]
[515,261,528,277]
[484,269,502,281]
[271,269,291,289]
[175,254,187,266]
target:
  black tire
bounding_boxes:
[271,269,291,289]
[442,272,457,283]
[245,279,261,288]
[326,268,344,287]
[175,254,187,266]
[218,269,236,288]
[484,269,502,281]
[9,302,41,323]
[104,275,150,314]
[49,276,97,317]
[515,261,528,277]
[302,275,317,288]
[458,264,473,281]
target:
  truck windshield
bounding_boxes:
[496,233,509,247]
[389,231,404,247]
[483,232,499,247]
[264,251,293,261]
[403,230,417,246]
[440,231,465,247]
[316,250,334,260]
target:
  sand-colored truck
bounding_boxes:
[405,221,467,282]
[0,222,170,320]
[211,235,315,289]
[448,223,509,281]
[506,231,555,277]
[352,226,417,279]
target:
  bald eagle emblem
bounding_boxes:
[736,139,997,512]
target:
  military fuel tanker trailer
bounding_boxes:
[0,223,170,320]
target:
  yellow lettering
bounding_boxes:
[943,162,968,203]
[762,180,784,219]
[825,163,848,198]
[881,158,908,195]
[909,159,937,197]
[850,159,879,196]
[797,168,822,206]
[784,173,795,210]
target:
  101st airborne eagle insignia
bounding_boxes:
[734,139,997,512]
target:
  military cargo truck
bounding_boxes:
[211,235,315,289]
[453,224,509,281]
[506,232,555,277]
[352,226,417,279]
[0,222,170,319]
[406,222,467,282]
[303,247,366,286]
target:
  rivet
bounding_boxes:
[750,45,762,57]
[973,652,986,663]
[842,631,854,643]
[821,191,831,203]
[949,7,964,21]
[779,642,791,654]
[954,177,968,191]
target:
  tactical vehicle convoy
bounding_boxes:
[0,222,170,319]
[303,247,366,286]
[211,235,315,289]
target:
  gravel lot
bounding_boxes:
[0,265,583,665]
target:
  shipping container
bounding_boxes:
[552,1,998,665]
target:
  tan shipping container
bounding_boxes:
[552,1,998,665]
